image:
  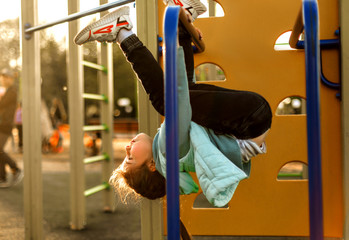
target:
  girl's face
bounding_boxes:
[122,133,154,172]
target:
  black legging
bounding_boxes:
[120,34,272,139]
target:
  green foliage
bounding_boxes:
[112,45,138,118]
[0,19,20,72]
[40,34,68,116]
[82,42,138,119]
[0,18,138,121]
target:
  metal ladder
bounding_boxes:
[69,6,115,230]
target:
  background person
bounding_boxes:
[0,68,23,188]
[14,102,23,153]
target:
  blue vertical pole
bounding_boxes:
[303,0,324,239]
[164,6,181,240]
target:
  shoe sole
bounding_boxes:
[184,0,207,16]
[74,5,130,44]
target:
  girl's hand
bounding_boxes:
[195,27,203,40]
[184,9,194,23]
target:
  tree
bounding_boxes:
[82,41,138,119]
[40,33,68,119]
[113,45,138,118]
[0,19,20,71]
[1,18,138,122]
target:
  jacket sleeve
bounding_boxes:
[158,47,191,158]
[0,87,17,110]
[190,122,248,207]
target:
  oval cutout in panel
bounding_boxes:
[274,31,304,51]
[276,96,306,115]
[277,161,308,180]
[195,63,226,82]
[193,193,229,209]
[198,0,225,18]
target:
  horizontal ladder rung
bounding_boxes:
[84,182,110,197]
[84,153,110,164]
[83,124,108,132]
[83,93,108,103]
[82,60,108,73]
[278,173,304,178]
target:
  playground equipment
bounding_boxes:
[19,0,348,239]
[288,0,340,238]
[156,0,343,239]
[290,0,332,238]
[163,6,207,239]
[164,6,181,240]
[21,0,135,238]
[301,2,323,239]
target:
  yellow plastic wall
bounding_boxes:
[158,0,342,237]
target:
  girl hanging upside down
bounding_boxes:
[74,0,272,207]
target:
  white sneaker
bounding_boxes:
[74,6,133,45]
[11,169,23,186]
[163,0,207,21]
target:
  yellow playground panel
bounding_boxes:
[158,0,342,237]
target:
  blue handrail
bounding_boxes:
[296,39,340,49]
[303,0,324,239]
[296,39,340,90]
[164,6,181,240]
[290,5,340,94]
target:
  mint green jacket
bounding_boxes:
[153,48,250,207]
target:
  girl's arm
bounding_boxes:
[159,47,192,158]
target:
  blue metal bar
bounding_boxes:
[164,6,181,240]
[296,39,340,49]
[296,40,341,90]
[291,15,340,92]
[321,72,340,90]
[303,1,324,239]
[24,0,135,34]
[319,52,340,90]
[296,39,341,92]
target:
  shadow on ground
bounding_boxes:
[0,170,141,240]
[0,134,143,240]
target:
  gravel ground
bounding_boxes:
[0,135,143,240]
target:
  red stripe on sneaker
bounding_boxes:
[173,0,183,6]
[93,25,114,34]
[116,21,129,27]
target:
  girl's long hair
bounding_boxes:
[110,162,166,203]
